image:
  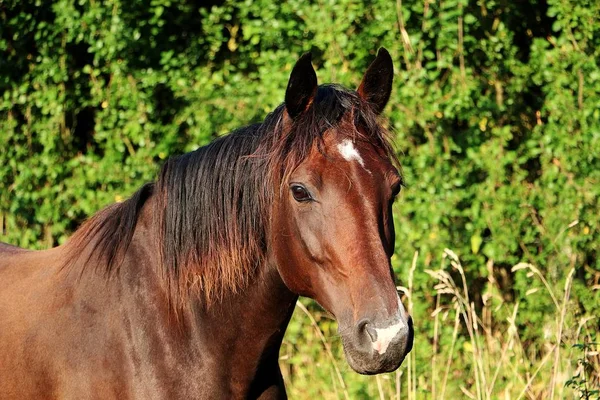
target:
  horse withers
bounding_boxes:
[0,48,413,399]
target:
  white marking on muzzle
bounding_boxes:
[372,296,408,354]
[337,139,368,170]
[373,321,403,354]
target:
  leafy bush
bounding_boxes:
[1,0,598,397]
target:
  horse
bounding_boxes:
[0,48,413,399]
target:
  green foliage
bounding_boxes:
[566,338,600,400]
[1,0,599,397]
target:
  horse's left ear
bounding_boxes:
[357,48,394,115]
[285,52,318,119]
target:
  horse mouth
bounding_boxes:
[340,316,414,375]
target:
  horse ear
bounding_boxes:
[285,52,318,119]
[357,48,394,115]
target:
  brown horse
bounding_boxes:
[0,48,413,399]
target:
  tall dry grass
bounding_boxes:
[280,249,599,399]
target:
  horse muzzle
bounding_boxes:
[340,314,414,375]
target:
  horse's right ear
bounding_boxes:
[285,53,318,119]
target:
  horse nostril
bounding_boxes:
[365,324,377,342]
[357,319,377,342]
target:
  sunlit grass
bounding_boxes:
[280,250,599,399]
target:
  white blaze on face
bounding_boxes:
[337,139,366,168]
[372,296,407,355]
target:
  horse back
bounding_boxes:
[0,241,30,254]
[0,243,72,399]
[0,242,151,399]
[0,242,36,275]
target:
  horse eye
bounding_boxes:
[291,185,311,202]
[391,181,402,202]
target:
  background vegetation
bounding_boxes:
[1,0,598,398]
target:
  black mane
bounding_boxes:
[65,85,396,305]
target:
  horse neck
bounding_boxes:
[184,260,298,395]
[125,195,298,394]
